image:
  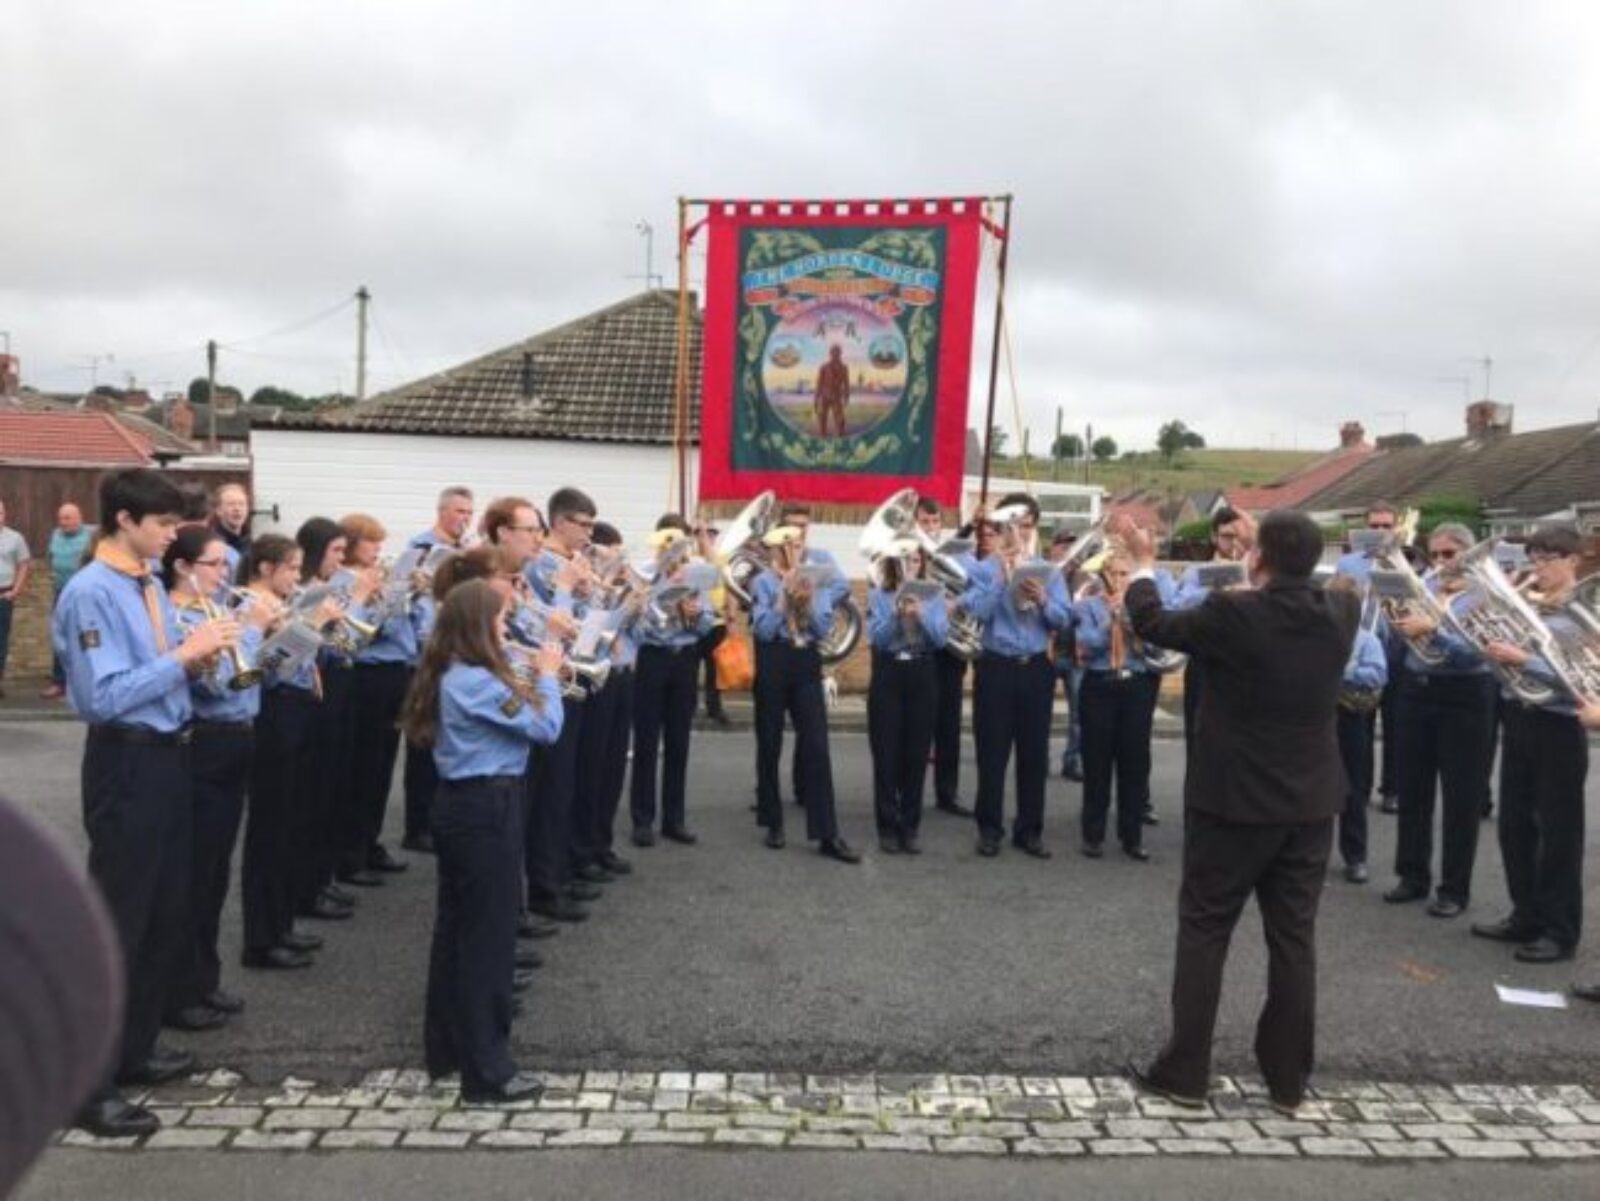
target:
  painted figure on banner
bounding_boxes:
[812,345,851,438]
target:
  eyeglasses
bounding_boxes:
[1528,551,1571,565]
[1429,548,1459,561]
[1367,520,1396,531]
[193,557,227,567]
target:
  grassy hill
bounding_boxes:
[984,447,1325,496]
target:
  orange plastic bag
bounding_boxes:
[714,632,755,692]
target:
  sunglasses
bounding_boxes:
[1429,549,1459,561]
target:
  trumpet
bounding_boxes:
[192,582,261,691]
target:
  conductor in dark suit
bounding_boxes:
[1118,509,1359,1114]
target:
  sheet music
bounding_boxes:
[256,621,323,680]
[574,608,621,657]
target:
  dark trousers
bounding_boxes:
[631,644,699,834]
[404,740,439,843]
[868,651,937,837]
[524,698,582,905]
[349,662,410,867]
[294,664,353,908]
[933,649,967,806]
[572,676,622,867]
[81,730,193,1081]
[1393,673,1496,902]
[1334,708,1372,866]
[424,776,521,1094]
[1057,665,1083,771]
[176,727,252,1009]
[972,653,1054,844]
[754,641,838,842]
[1497,704,1589,949]
[597,671,634,854]
[246,689,313,952]
[1148,810,1333,1105]
[1079,670,1159,850]
[697,624,727,716]
[0,596,11,679]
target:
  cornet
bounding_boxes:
[190,581,261,690]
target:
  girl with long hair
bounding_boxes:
[403,579,562,1104]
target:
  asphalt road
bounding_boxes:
[4,720,1599,1086]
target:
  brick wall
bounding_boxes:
[4,575,55,680]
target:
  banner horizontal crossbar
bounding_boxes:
[683,195,1010,217]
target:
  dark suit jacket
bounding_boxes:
[1126,574,1359,824]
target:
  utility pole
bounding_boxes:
[355,286,371,402]
[634,221,663,291]
[206,339,219,451]
[1461,354,1493,398]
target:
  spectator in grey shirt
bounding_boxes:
[0,499,32,699]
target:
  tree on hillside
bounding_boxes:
[1377,432,1423,449]
[1417,493,1484,538]
[1052,432,1084,460]
[1157,420,1206,465]
[1091,435,1118,462]
[987,424,1009,456]
[250,385,317,411]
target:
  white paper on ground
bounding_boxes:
[1494,983,1568,1009]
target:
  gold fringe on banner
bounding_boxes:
[695,500,884,527]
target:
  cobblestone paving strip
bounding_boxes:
[54,1071,1600,1160]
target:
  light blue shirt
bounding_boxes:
[633,584,715,649]
[355,598,423,666]
[525,548,580,615]
[750,568,850,646]
[52,560,192,731]
[961,557,1073,657]
[1345,628,1389,692]
[1334,549,1378,585]
[1402,588,1487,677]
[867,587,949,654]
[433,662,563,779]
[48,527,93,592]
[1072,584,1176,675]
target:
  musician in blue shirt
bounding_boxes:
[1326,576,1389,884]
[403,578,563,1106]
[342,513,420,882]
[751,524,859,862]
[629,518,714,850]
[522,487,602,923]
[1072,551,1175,860]
[1380,524,1496,918]
[960,494,1074,859]
[1469,526,1591,966]
[160,525,272,1034]
[240,534,335,972]
[916,495,976,817]
[867,540,949,854]
[53,468,238,1139]
[1334,500,1407,813]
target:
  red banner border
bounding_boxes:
[696,197,986,507]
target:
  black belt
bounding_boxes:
[193,719,255,736]
[983,652,1045,666]
[1086,668,1142,682]
[88,723,193,746]
[642,643,693,656]
[441,773,523,789]
[876,649,932,663]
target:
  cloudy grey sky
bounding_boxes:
[7,0,1600,452]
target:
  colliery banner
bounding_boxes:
[698,199,983,506]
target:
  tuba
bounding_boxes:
[859,488,981,660]
[1445,540,1564,706]
[714,491,778,607]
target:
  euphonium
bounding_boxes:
[860,487,979,660]
[1445,540,1563,707]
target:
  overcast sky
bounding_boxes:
[7,0,1600,452]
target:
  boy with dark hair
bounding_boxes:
[54,469,239,1137]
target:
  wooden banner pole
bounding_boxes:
[673,196,691,516]
[977,194,1013,507]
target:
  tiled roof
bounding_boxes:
[0,408,153,465]
[1300,420,1600,516]
[1492,424,1600,517]
[284,291,702,444]
[1225,445,1375,512]
[112,411,203,457]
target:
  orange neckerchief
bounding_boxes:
[1108,594,1127,672]
[95,539,169,653]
